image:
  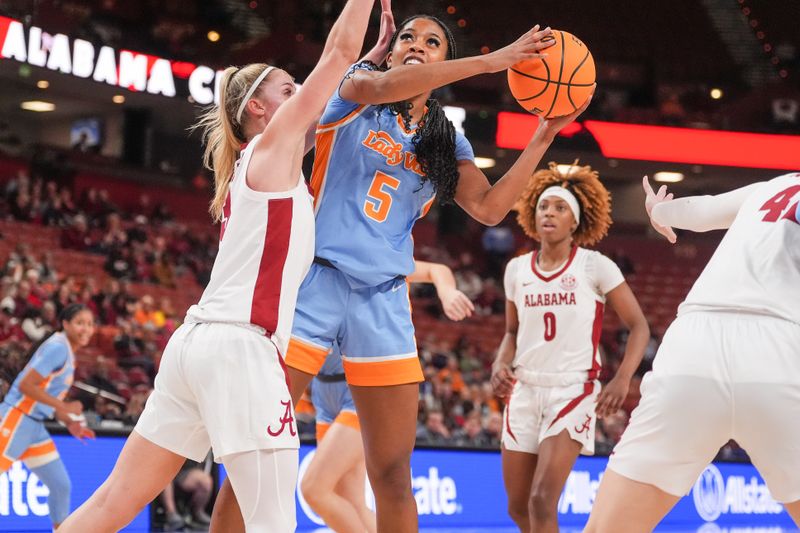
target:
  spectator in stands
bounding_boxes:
[160,456,214,530]
[61,214,93,251]
[37,251,59,285]
[85,356,120,399]
[21,302,56,342]
[416,408,452,445]
[99,213,128,252]
[453,411,496,447]
[437,355,465,395]
[0,305,24,343]
[105,246,135,279]
[134,295,166,330]
[11,190,33,222]
[127,214,148,244]
[92,395,123,422]
[454,252,483,300]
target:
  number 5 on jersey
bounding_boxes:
[364,171,399,223]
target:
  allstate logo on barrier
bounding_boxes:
[693,464,726,521]
[296,449,460,526]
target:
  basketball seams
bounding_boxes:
[510,68,594,87]
[566,49,592,112]
[543,31,566,118]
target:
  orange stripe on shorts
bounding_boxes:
[316,422,331,443]
[334,410,360,432]
[286,337,328,375]
[19,440,57,460]
[343,357,423,387]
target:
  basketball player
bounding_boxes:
[270,15,592,532]
[300,260,473,533]
[58,1,378,531]
[0,304,95,529]
[491,163,649,533]
[585,174,800,532]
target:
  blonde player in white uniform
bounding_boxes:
[586,173,800,532]
[59,1,378,531]
[492,163,650,533]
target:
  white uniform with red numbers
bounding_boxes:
[501,246,624,455]
[610,173,800,502]
[136,134,315,461]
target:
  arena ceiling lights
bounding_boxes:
[496,112,800,171]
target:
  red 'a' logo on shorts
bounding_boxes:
[574,414,592,435]
[267,400,297,437]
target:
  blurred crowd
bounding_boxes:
[0,163,749,460]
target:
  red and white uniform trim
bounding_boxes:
[186,134,315,356]
[501,247,624,455]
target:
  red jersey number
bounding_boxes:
[759,185,800,222]
[543,312,557,342]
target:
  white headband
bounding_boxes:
[235,66,275,124]
[537,186,581,224]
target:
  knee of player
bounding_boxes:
[300,473,325,505]
[507,498,529,523]
[367,458,412,496]
[528,486,559,518]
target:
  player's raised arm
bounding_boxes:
[340,25,554,105]
[264,0,376,141]
[644,176,763,242]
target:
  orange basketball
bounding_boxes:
[507,30,595,118]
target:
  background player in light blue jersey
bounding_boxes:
[0,303,95,529]
[282,6,593,531]
[300,259,473,532]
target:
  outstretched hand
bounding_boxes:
[360,0,395,65]
[642,176,677,243]
[484,25,555,73]
[376,0,395,58]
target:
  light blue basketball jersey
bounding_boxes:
[4,333,74,420]
[309,62,474,289]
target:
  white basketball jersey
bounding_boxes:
[504,247,625,376]
[679,172,800,325]
[186,134,315,355]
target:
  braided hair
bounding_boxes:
[384,15,461,204]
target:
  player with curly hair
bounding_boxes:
[491,162,650,533]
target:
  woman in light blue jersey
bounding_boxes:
[0,303,95,529]
[279,8,593,532]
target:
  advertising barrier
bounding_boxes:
[3,437,794,531]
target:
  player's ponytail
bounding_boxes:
[194,63,274,222]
